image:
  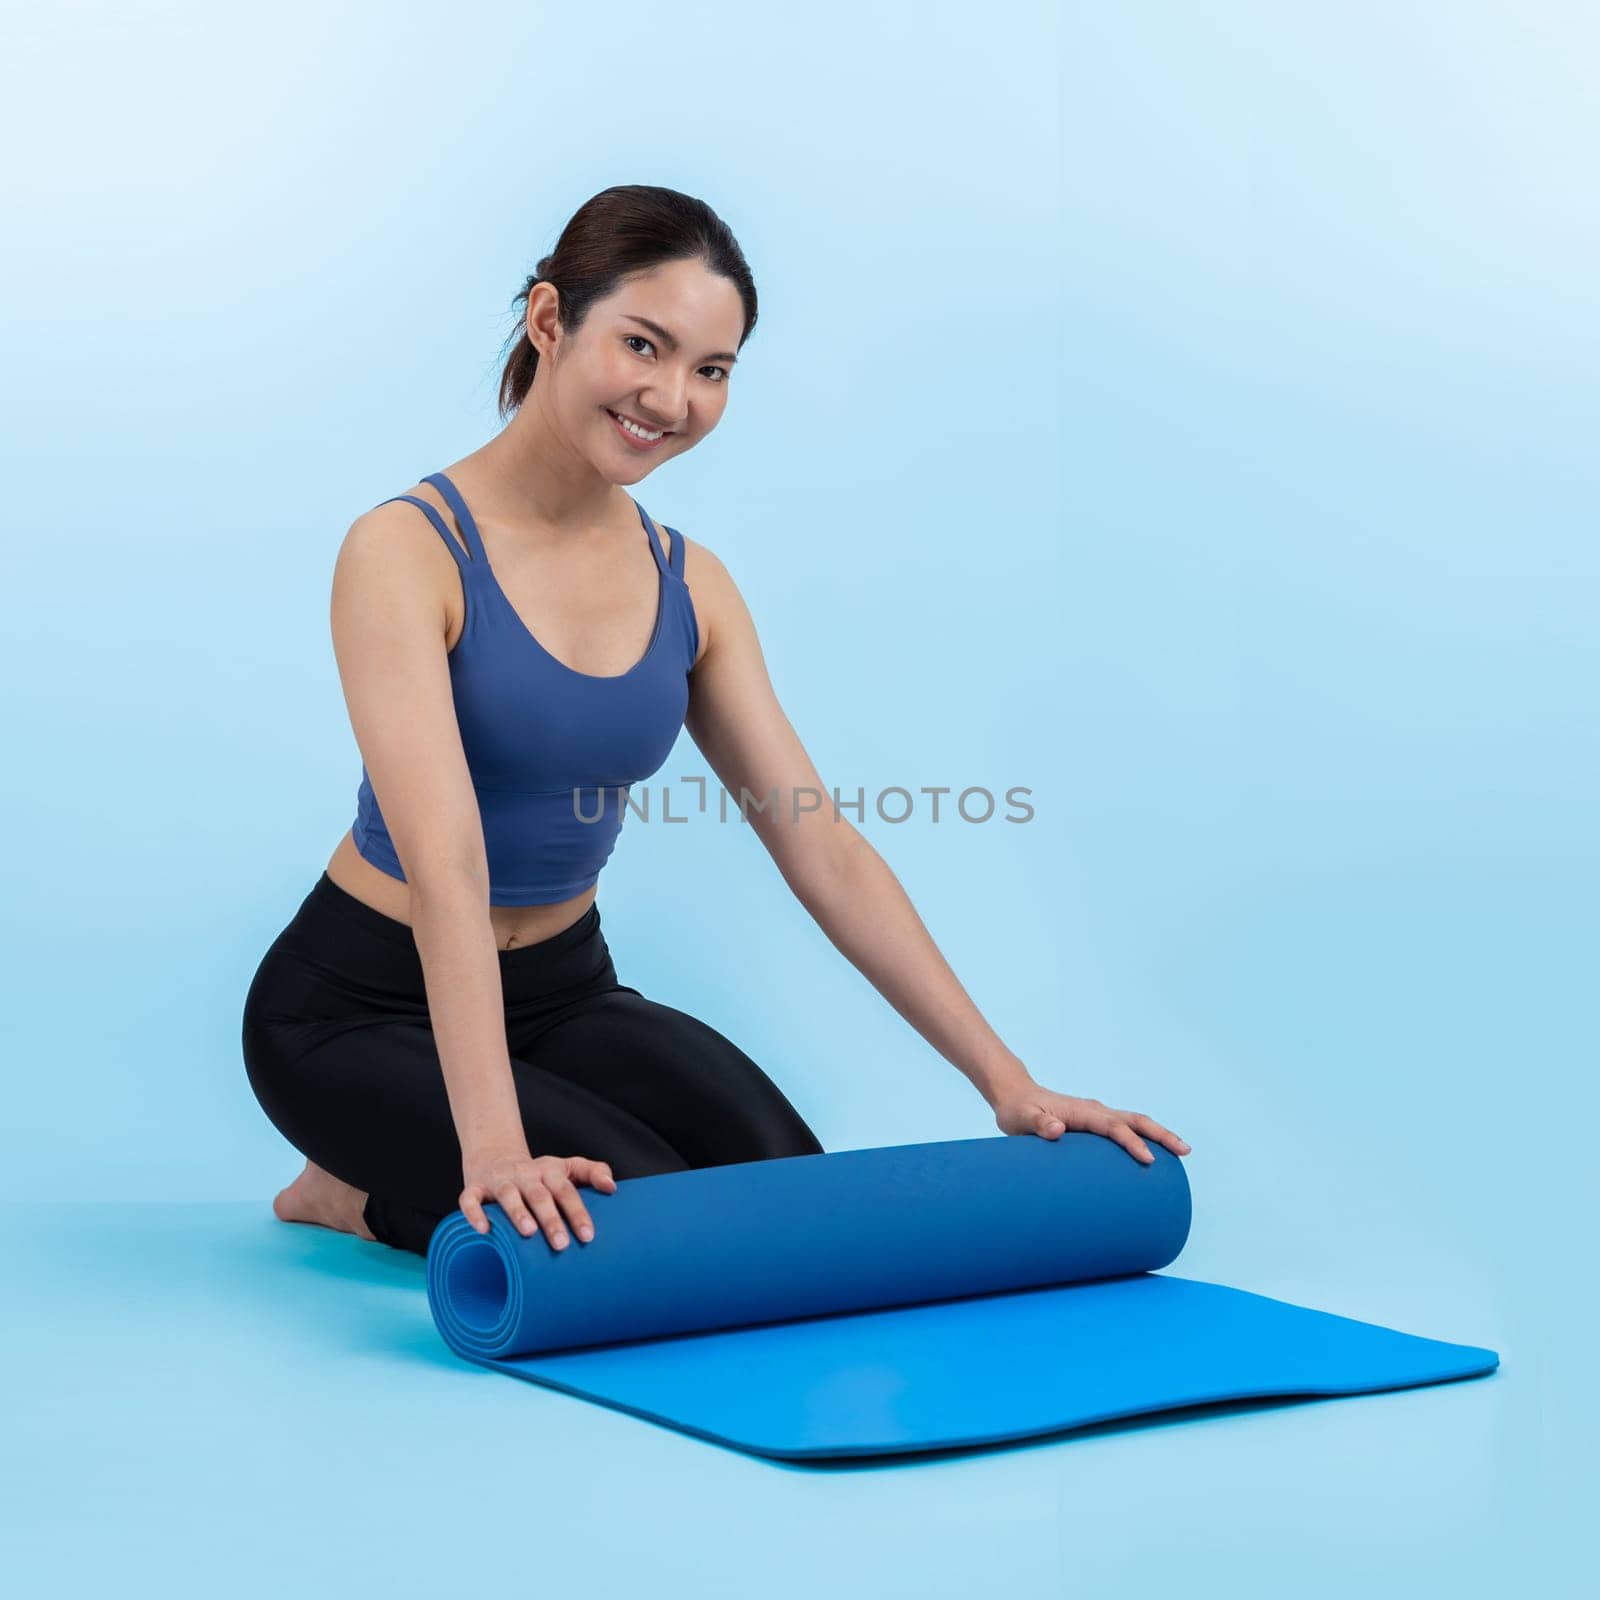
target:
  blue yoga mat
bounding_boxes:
[424,1132,1498,1460]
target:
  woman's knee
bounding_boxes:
[505,1047,694,1181]
[601,991,825,1163]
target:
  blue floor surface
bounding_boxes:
[0,1199,1546,1598]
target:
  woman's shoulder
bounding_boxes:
[333,486,472,647]
[346,482,471,563]
[672,526,728,591]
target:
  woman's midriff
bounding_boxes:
[324,830,598,951]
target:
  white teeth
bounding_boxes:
[612,410,664,441]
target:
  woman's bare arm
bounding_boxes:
[681,540,1034,1106]
[329,502,528,1162]
[680,538,1190,1164]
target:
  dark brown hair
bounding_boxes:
[497,185,759,420]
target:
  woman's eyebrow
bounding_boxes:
[621,313,738,365]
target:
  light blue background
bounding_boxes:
[1,1,1591,1594]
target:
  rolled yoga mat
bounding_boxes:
[424,1132,1498,1460]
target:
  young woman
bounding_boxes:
[241,184,1191,1259]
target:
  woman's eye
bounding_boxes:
[624,335,728,384]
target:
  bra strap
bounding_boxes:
[665,525,685,575]
[632,498,672,576]
[422,472,490,565]
[374,494,474,573]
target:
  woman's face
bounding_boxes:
[528,257,745,482]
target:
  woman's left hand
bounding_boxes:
[993,1083,1191,1165]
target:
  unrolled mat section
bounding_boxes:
[424,1133,1498,1460]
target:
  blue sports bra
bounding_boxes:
[350,470,700,905]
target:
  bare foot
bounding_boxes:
[273,1159,377,1241]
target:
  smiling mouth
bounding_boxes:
[606,407,673,440]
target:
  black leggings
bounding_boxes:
[241,873,825,1256]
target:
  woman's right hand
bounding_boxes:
[459,1147,617,1249]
